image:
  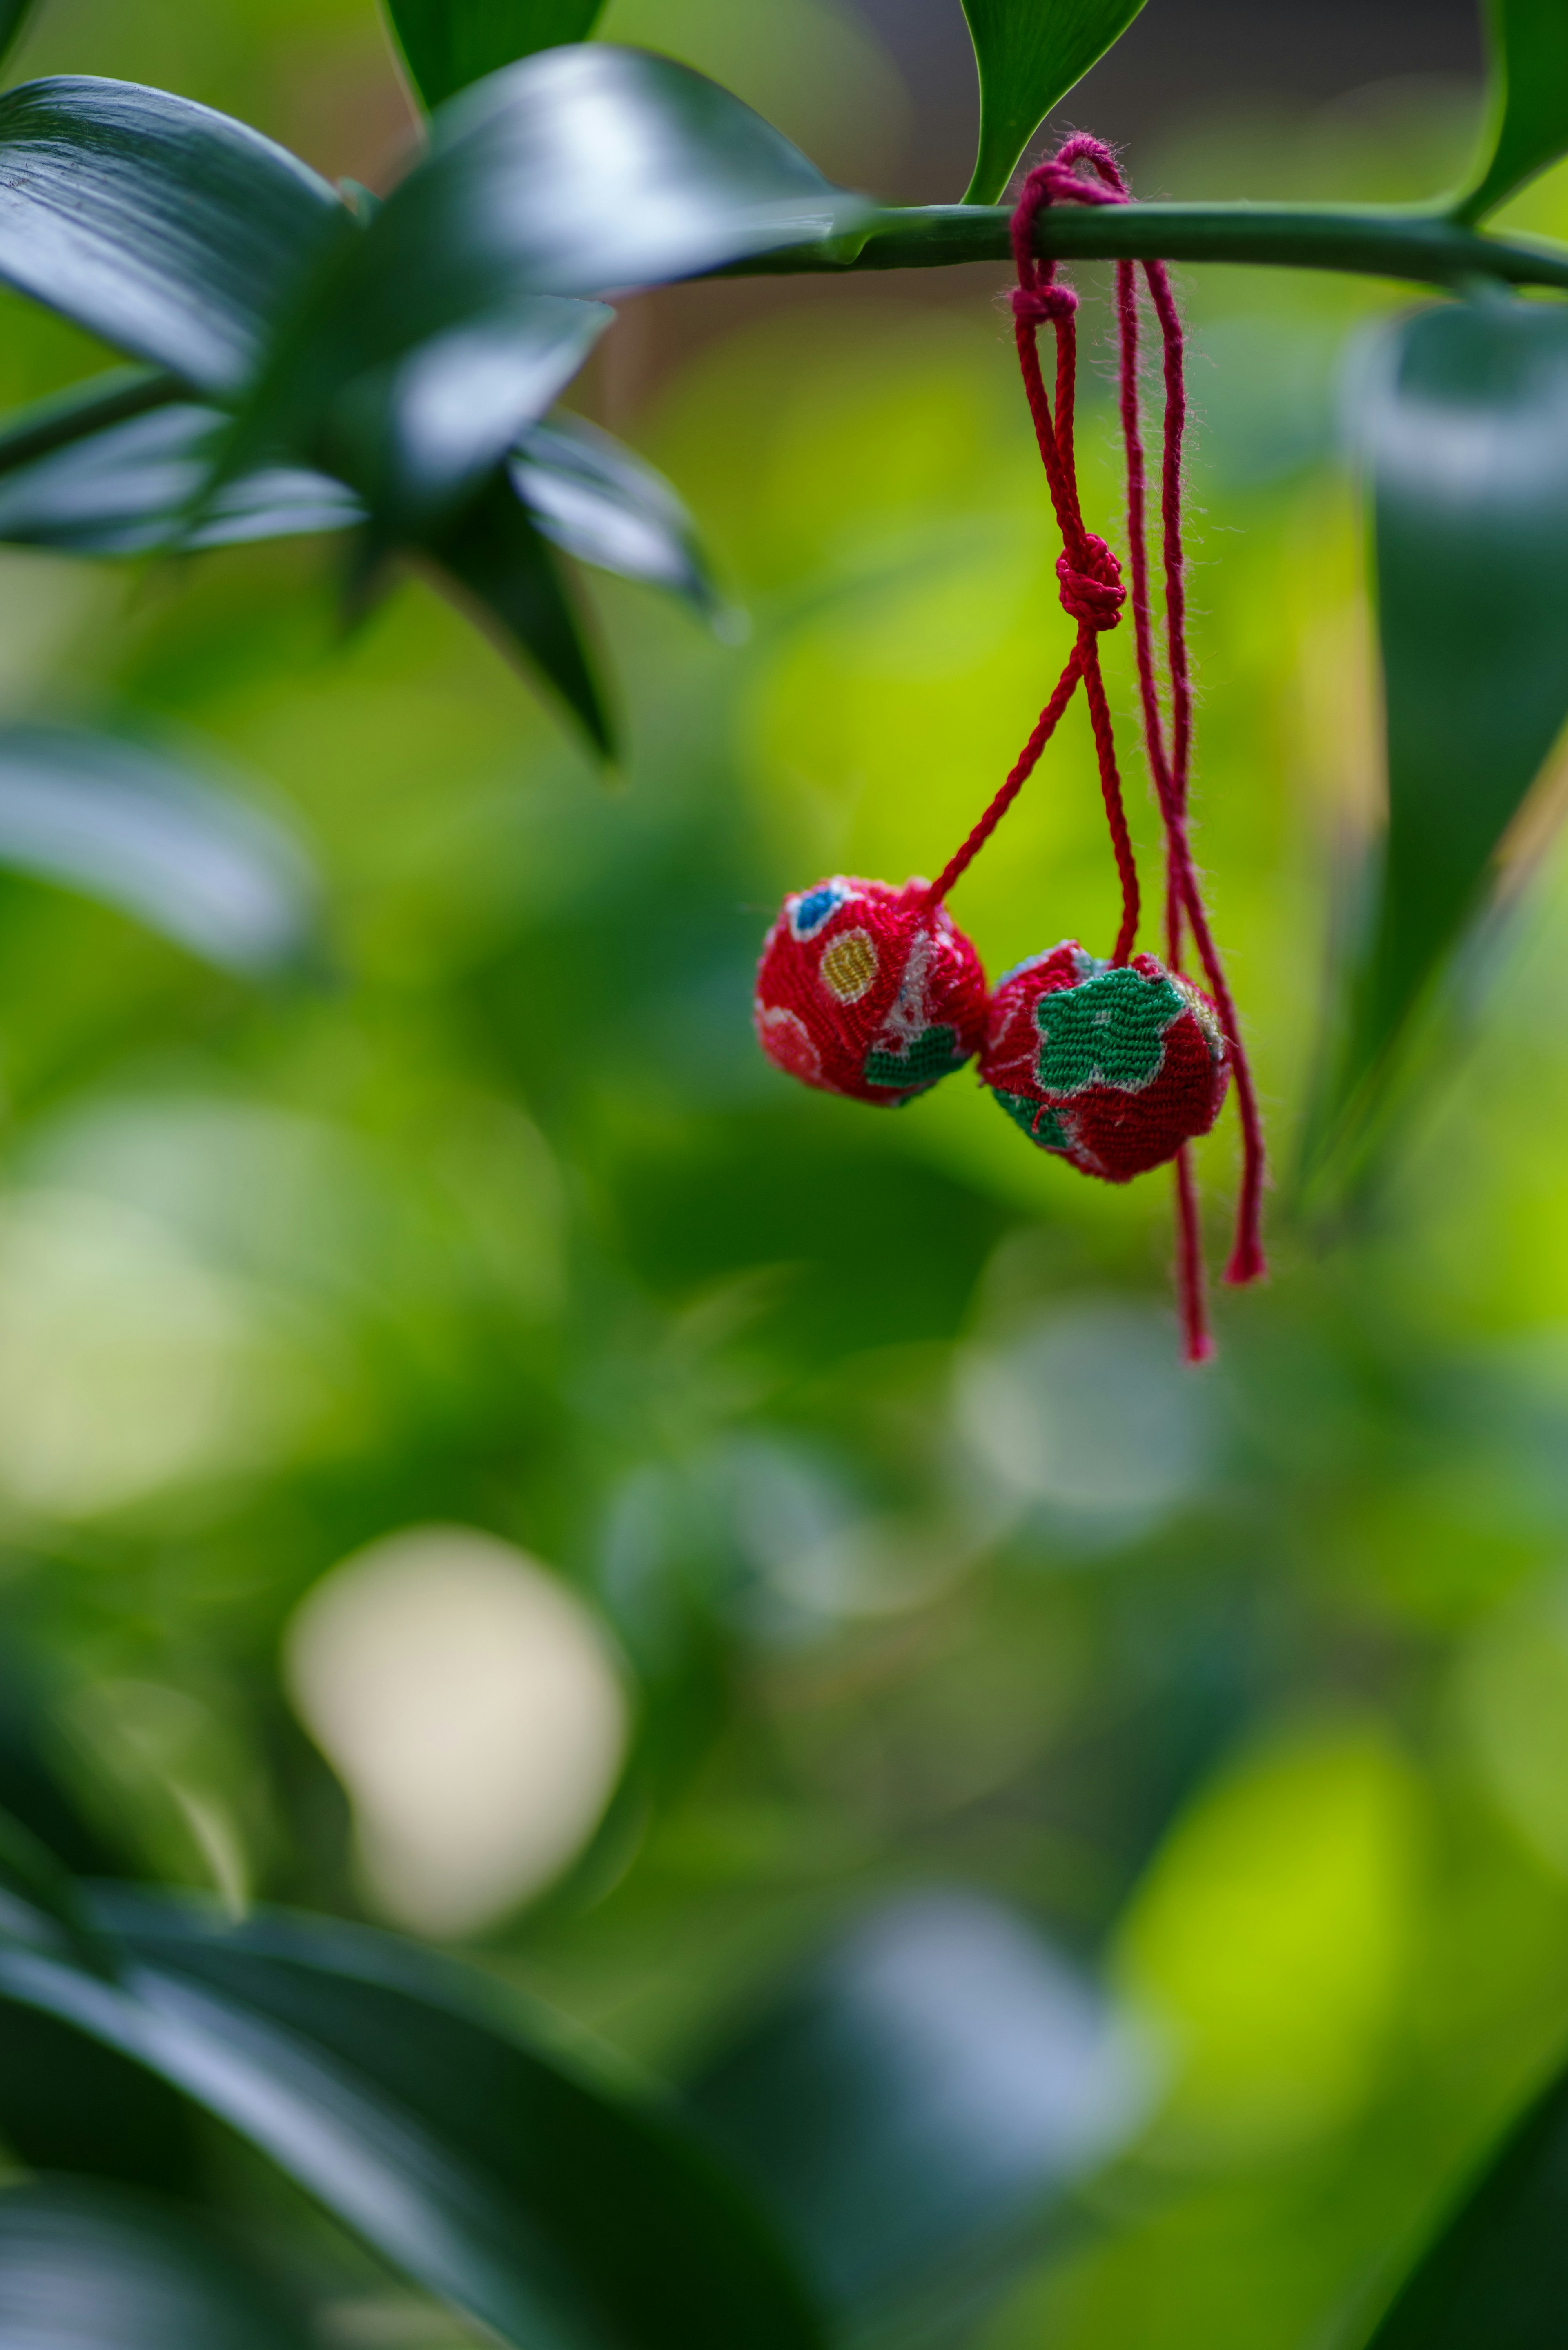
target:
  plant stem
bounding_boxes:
[711,202,1568,294]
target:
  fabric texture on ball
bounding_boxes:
[981,940,1229,1181]
[754,876,987,1106]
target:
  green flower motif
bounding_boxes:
[864,1024,967,1093]
[1033,965,1185,1097]
[991,1089,1071,1151]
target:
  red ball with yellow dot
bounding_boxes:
[753,876,987,1106]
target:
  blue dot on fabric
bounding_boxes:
[791,883,846,939]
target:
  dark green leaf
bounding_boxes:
[1455,0,1568,223]
[384,0,608,111]
[0,0,40,76]
[513,411,723,618]
[959,0,1149,205]
[0,1800,115,1976]
[100,1891,827,2350]
[0,402,362,553]
[0,725,323,974]
[0,367,187,482]
[0,1941,608,2350]
[1363,2057,1568,2347]
[328,296,611,540]
[685,1893,1149,2323]
[1324,298,1568,1143]
[424,469,616,756]
[0,2179,308,2350]
[0,78,352,392]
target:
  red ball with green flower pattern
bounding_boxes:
[982,940,1229,1182]
[753,876,987,1106]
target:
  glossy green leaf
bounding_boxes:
[327,296,611,540]
[0,402,362,553]
[686,1893,1149,2323]
[0,2179,308,2350]
[0,1942,606,2350]
[959,0,1149,205]
[1326,298,1568,1140]
[513,412,722,618]
[1455,0,1568,224]
[1363,2057,1568,2346]
[384,0,608,111]
[101,1894,826,2350]
[424,468,616,756]
[0,726,322,974]
[0,78,352,392]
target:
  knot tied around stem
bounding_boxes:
[1010,281,1078,330]
[1057,534,1125,631]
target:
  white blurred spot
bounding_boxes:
[285,1526,629,1938]
[954,1300,1212,1533]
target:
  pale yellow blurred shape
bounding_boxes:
[1115,1724,1424,2157]
[0,1190,295,1518]
[286,1526,629,1938]
[1457,1578,1568,1878]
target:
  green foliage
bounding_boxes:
[1365,2066,1568,2346]
[959,0,1149,204]
[1320,297,1568,1153]
[385,0,608,111]
[0,727,321,976]
[0,0,40,76]
[0,2181,306,2350]
[1454,0,1568,224]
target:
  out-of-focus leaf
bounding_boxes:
[0,1800,114,1975]
[385,0,608,111]
[1323,298,1568,1145]
[0,1941,611,2350]
[0,725,322,975]
[0,2179,308,2350]
[330,296,611,540]
[0,403,362,553]
[1363,2056,1568,2347]
[0,0,40,76]
[424,469,615,756]
[0,367,187,481]
[513,411,722,617]
[1455,0,1568,223]
[0,78,352,393]
[100,1893,826,2350]
[685,1891,1151,2327]
[959,0,1149,205]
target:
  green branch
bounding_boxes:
[713,202,1568,293]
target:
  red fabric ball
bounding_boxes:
[754,876,987,1106]
[981,940,1229,1182]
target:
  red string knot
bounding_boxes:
[1011,281,1078,329]
[1056,534,1125,631]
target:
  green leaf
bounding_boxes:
[424,468,617,756]
[0,367,188,481]
[959,0,1149,205]
[0,401,362,553]
[686,1893,1149,2323]
[0,1800,116,1976]
[384,0,608,111]
[0,2179,309,2350]
[327,296,612,541]
[1323,297,1568,1146]
[101,1893,826,2350]
[1454,0,1568,224]
[513,411,724,618]
[0,725,323,974]
[0,78,352,392]
[1363,2058,1568,2347]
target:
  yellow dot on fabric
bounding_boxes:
[820,928,879,1003]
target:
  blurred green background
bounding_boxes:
[2,1,1568,2345]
